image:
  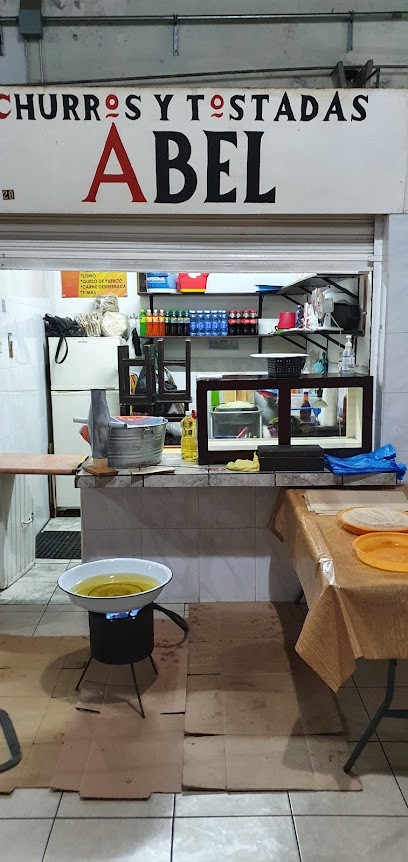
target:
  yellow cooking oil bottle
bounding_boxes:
[181,410,198,462]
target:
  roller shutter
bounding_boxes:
[0,215,374,273]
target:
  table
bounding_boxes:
[0,454,87,474]
[0,452,87,772]
[272,488,408,771]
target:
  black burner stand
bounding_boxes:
[76,602,188,718]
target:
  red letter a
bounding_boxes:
[83,123,147,203]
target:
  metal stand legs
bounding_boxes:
[130,663,145,719]
[75,605,186,717]
[75,656,93,692]
[0,709,22,773]
[344,659,406,772]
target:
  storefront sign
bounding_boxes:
[61,271,127,298]
[0,87,407,214]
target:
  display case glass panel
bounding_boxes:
[289,387,363,449]
[197,375,372,464]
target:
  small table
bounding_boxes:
[0,452,88,771]
[272,489,408,770]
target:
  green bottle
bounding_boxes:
[139,309,146,336]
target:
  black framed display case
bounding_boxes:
[196,374,373,465]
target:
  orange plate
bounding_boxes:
[353,532,408,572]
[339,507,408,535]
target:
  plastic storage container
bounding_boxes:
[178,273,208,293]
[146,273,177,292]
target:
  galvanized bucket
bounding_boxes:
[108,417,167,468]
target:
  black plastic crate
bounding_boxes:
[267,356,305,377]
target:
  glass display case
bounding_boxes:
[196,375,373,464]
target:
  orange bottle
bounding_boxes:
[146,311,153,336]
[152,309,160,336]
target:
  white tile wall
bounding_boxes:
[141,488,199,529]
[81,488,142,531]
[384,216,408,335]
[199,528,257,601]
[142,528,199,602]
[381,216,408,480]
[383,333,408,394]
[0,271,55,532]
[199,487,256,529]
[81,487,300,602]
[82,528,142,560]
[255,529,300,602]
[381,393,408,452]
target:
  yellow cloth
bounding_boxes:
[226,452,259,472]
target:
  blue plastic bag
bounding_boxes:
[324,444,406,481]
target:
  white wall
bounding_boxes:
[2,0,408,88]
[0,23,26,84]
[0,271,55,532]
[381,215,408,476]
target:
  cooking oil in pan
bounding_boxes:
[72,573,159,598]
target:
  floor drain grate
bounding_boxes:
[35,531,81,559]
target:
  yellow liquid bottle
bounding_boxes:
[181,410,198,462]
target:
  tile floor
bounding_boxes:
[1,519,408,859]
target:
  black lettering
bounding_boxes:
[229,94,245,121]
[125,95,141,120]
[251,94,269,121]
[323,92,346,121]
[204,131,237,203]
[351,94,368,121]
[154,132,197,203]
[300,94,319,121]
[15,93,35,120]
[154,94,173,121]
[84,94,100,120]
[62,94,80,120]
[187,94,205,120]
[38,94,57,120]
[244,132,276,203]
[273,92,296,122]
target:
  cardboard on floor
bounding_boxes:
[0,605,359,797]
[183,603,360,792]
[0,621,187,798]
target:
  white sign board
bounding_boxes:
[0,87,407,215]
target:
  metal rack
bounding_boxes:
[138,272,366,356]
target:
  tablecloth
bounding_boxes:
[272,489,408,691]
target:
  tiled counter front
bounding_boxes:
[80,486,300,603]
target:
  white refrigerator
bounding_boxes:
[49,336,122,509]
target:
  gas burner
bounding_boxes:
[76,603,188,718]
